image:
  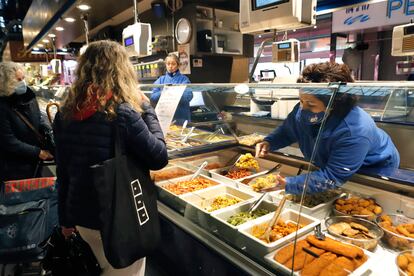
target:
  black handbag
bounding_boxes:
[90,122,161,269]
[41,228,101,276]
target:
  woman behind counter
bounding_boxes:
[0,62,54,181]
[150,53,193,124]
[256,62,400,195]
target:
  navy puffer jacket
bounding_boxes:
[0,88,50,181]
[53,102,168,229]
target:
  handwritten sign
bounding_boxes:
[154,85,186,136]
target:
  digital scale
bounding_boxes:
[122,22,152,57]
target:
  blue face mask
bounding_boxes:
[300,108,325,125]
[14,80,27,95]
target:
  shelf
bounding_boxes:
[214,27,240,34]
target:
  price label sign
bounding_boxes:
[154,85,186,136]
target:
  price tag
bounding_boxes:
[154,85,186,136]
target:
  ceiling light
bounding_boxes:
[313,25,317,29]
[61,48,68,52]
[55,26,64,31]
[37,44,44,47]
[293,29,296,32]
[77,4,91,11]
[48,33,56,38]
[258,35,262,38]
[33,47,39,51]
[64,17,76,23]
[42,39,49,43]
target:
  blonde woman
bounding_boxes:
[0,62,53,181]
[53,40,168,275]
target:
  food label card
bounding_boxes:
[154,85,186,136]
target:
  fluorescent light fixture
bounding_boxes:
[56,26,64,31]
[77,4,91,11]
[33,47,40,50]
[61,48,68,52]
[42,39,49,43]
[48,33,56,38]
[64,17,76,23]
[37,43,44,47]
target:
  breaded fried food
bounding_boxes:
[319,256,355,276]
[283,246,325,271]
[274,240,310,264]
[328,222,351,235]
[352,254,368,269]
[306,235,364,259]
[350,222,369,233]
[398,254,409,270]
[301,252,337,276]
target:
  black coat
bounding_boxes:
[53,102,168,229]
[0,88,50,181]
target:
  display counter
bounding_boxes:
[36,82,414,275]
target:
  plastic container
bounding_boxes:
[325,216,383,251]
[333,192,383,221]
[376,214,414,251]
[396,250,414,276]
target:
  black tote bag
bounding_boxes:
[90,123,160,269]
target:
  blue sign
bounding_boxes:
[386,0,414,18]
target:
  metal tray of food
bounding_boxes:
[150,165,195,183]
[237,209,320,255]
[166,138,207,151]
[268,190,344,219]
[176,151,240,175]
[210,157,278,186]
[191,133,234,143]
[180,185,257,229]
[264,232,375,276]
[208,200,277,244]
[155,175,221,214]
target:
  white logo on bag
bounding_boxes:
[7,224,17,239]
[130,179,149,226]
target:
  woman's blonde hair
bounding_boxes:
[62,40,142,119]
[0,62,24,97]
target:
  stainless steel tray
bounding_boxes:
[150,165,195,183]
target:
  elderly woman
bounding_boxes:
[0,62,53,181]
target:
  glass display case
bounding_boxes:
[34,82,414,275]
[137,82,414,276]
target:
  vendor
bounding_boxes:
[150,53,193,124]
[256,62,400,195]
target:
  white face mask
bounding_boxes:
[14,80,27,95]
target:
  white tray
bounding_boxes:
[268,190,343,219]
[237,209,320,255]
[155,174,222,214]
[264,232,375,276]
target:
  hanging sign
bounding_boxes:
[154,85,186,136]
[332,0,414,33]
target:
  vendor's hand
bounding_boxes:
[39,150,54,160]
[62,226,76,239]
[276,174,287,187]
[255,141,270,158]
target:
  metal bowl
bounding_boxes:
[376,214,414,251]
[333,193,382,221]
[325,216,383,251]
[396,250,414,276]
